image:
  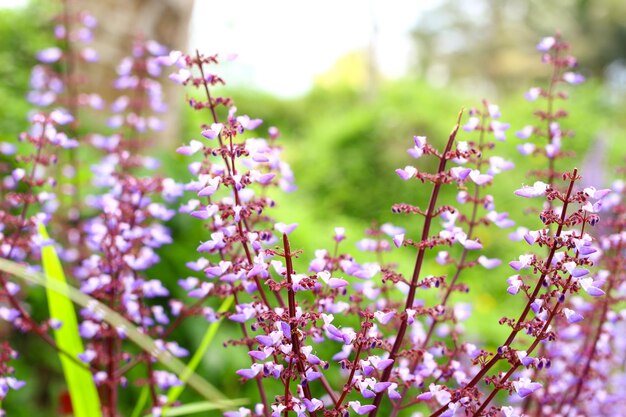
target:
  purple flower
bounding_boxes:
[536,36,556,52]
[208,260,233,278]
[478,256,501,269]
[79,320,99,338]
[507,275,523,295]
[231,301,257,322]
[153,371,182,390]
[176,140,203,156]
[201,123,223,139]
[583,187,611,200]
[416,392,433,401]
[36,47,62,63]
[436,251,449,265]
[237,115,263,130]
[0,377,26,398]
[517,143,536,156]
[178,277,199,291]
[523,230,540,245]
[563,308,584,323]
[514,181,548,198]
[348,401,376,415]
[11,168,25,182]
[374,310,395,325]
[362,356,393,373]
[450,167,471,181]
[252,172,276,185]
[80,47,99,63]
[461,239,482,250]
[406,135,427,158]
[0,307,20,321]
[191,204,219,220]
[317,271,348,288]
[275,223,298,235]
[255,331,282,347]
[463,116,480,132]
[516,351,537,367]
[488,157,515,176]
[469,170,492,185]
[513,377,542,398]
[187,282,215,298]
[4,282,19,296]
[224,408,254,417]
[487,211,515,228]
[509,254,534,271]
[578,277,605,296]
[123,247,159,270]
[334,227,346,242]
[562,72,585,84]
[563,262,589,278]
[516,125,534,139]
[524,87,542,102]
[268,126,280,139]
[197,177,221,197]
[381,223,404,236]
[50,109,74,125]
[396,165,417,181]
[0,142,16,155]
[186,257,209,271]
[142,280,170,297]
[156,50,184,66]
[455,232,482,250]
[303,398,323,412]
[169,69,191,84]
[490,121,510,141]
[488,103,501,118]
[325,324,356,344]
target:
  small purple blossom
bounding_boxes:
[514,181,548,198]
[396,165,417,181]
[536,36,556,52]
[513,377,542,398]
[36,47,62,63]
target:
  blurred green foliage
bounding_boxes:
[0,2,53,140]
[2,1,626,416]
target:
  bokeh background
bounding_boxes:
[1,0,625,415]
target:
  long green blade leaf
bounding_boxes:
[38,223,102,417]
[0,257,244,410]
[149,401,229,417]
[130,386,150,417]
[166,296,234,405]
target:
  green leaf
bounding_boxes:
[0,256,244,411]
[166,296,234,405]
[148,401,229,417]
[130,386,150,417]
[38,223,102,417]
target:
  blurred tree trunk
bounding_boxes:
[82,0,195,148]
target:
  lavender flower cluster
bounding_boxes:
[0,3,623,417]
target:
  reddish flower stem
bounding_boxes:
[368,110,463,417]
[430,169,578,417]
[282,233,317,417]
[194,50,285,311]
[473,226,587,416]
[554,238,623,413]
[389,107,489,417]
[0,122,91,371]
[60,0,82,217]
[232,292,271,417]
[334,342,364,410]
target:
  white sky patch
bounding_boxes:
[0,0,28,8]
[190,0,438,96]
